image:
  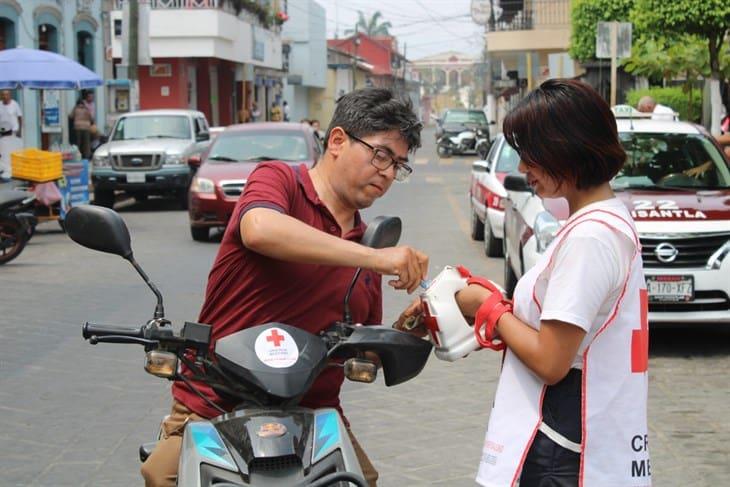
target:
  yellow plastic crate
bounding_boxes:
[11,148,63,182]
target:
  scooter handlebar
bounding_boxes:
[83,322,144,340]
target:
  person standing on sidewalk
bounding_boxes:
[0,90,23,180]
[71,99,94,160]
[141,87,427,487]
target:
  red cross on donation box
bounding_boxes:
[266,329,285,347]
[631,289,649,373]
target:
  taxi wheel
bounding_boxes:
[503,253,518,298]
[484,221,503,258]
[190,226,210,242]
[93,189,115,208]
[470,208,484,241]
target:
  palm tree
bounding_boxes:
[345,11,392,36]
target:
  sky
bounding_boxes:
[313,0,485,61]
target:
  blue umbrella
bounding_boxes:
[0,47,102,90]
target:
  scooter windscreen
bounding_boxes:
[215,323,328,400]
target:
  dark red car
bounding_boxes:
[187,122,322,241]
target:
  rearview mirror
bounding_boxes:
[65,205,133,259]
[360,216,401,249]
[503,173,532,193]
[195,132,210,142]
[472,160,489,173]
[187,155,202,169]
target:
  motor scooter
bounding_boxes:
[0,183,37,265]
[65,205,432,486]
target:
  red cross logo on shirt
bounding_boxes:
[631,289,649,373]
[266,330,285,347]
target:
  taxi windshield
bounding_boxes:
[209,132,310,162]
[613,133,730,189]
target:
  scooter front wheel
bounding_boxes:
[0,218,30,265]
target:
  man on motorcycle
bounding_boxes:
[141,88,428,487]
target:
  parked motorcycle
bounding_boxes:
[437,123,489,158]
[475,128,492,160]
[65,205,432,487]
[0,188,38,265]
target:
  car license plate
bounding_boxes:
[646,275,694,302]
[126,172,146,183]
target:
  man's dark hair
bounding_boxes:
[324,88,422,152]
[503,79,626,190]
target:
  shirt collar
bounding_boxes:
[295,164,364,232]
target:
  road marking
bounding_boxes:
[444,187,470,238]
[425,175,444,184]
[414,157,429,165]
[439,158,454,166]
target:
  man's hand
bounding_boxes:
[372,246,429,293]
[393,298,428,337]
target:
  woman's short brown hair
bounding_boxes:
[503,79,626,190]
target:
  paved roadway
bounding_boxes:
[1,127,729,486]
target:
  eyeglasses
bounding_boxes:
[345,131,413,182]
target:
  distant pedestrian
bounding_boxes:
[0,90,22,180]
[0,90,22,138]
[283,100,290,121]
[83,91,95,119]
[71,99,94,160]
[251,102,261,122]
[270,102,282,122]
[311,119,324,141]
[637,95,675,120]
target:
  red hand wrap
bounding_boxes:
[458,266,511,351]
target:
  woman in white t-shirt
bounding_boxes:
[453,80,650,486]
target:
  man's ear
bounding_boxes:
[327,127,347,158]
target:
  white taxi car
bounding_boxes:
[469,134,521,257]
[502,106,730,324]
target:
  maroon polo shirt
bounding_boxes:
[172,162,382,419]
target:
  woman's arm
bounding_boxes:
[456,285,585,385]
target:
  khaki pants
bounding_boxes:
[141,400,379,487]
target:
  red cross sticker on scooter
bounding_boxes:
[631,289,649,373]
[266,330,285,347]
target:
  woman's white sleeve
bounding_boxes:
[539,235,621,332]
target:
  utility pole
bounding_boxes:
[609,21,617,107]
[129,0,139,111]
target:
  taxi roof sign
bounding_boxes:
[611,104,652,118]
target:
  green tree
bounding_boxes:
[569,0,635,62]
[345,11,392,37]
[632,0,730,133]
[623,36,709,120]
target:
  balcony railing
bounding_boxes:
[488,0,569,32]
[113,0,282,30]
[114,0,221,8]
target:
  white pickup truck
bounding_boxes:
[91,109,211,208]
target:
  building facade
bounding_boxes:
[412,51,479,121]
[308,47,373,127]
[327,33,420,117]
[0,0,106,149]
[108,0,284,127]
[484,0,579,125]
[280,0,326,123]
